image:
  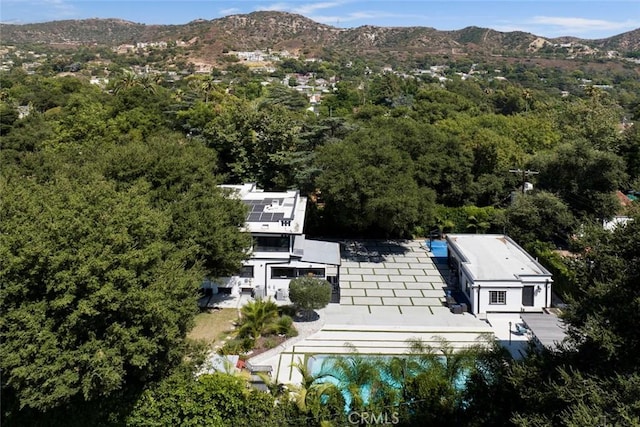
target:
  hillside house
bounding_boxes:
[446,234,553,314]
[205,183,340,300]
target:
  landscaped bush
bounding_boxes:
[218,337,255,355]
[289,276,332,318]
[263,337,278,350]
[237,299,279,340]
[274,315,298,337]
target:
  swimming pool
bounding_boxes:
[427,240,448,258]
[307,353,468,411]
[308,355,398,409]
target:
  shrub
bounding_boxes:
[218,337,256,355]
[263,337,277,349]
[288,276,332,315]
[275,315,298,337]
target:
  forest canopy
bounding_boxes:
[1,54,639,425]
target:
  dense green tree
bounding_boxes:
[0,111,56,152]
[127,371,282,426]
[291,116,356,194]
[564,216,640,373]
[321,80,362,116]
[617,123,640,183]
[414,131,475,206]
[503,191,576,245]
[251,107,304,189]
[55,92,110,144]
[0,102,19,135]
[260,83,309,111]
[316,134,435,237]
[553,96,624,151]
[0,175,202,413]
[412,86,480,123]
[462,344,515,427]
[99,134,250,276]
[491,86,529,115]
[367,73,404,106]
[7,75,89,112]
[533,140,627,219]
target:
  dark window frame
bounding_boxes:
[489,290,507,305]
[239,266,254,278]
[296,268,326,278]
[271,267,296,279]
[253,236,290,252]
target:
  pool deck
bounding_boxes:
[247,239,497,386]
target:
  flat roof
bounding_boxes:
[300,237,341,265]
[520,313,568,348]
[446,234,551,281]
[220,183,306,234]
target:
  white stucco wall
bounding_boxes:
[239,259,338,297]
[468,281,551,314]
[449,234,553,314]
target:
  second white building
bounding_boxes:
[445,234,553,314]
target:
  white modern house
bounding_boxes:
[445,234,553,314]
[204,183,341,300]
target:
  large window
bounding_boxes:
[271,267,296,279]
[271,267,326,279]
[489,290,506,305]
[296,268,325,278]
[239,266,254,278]
[253,236,290,252]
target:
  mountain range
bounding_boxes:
[2,11,639,60]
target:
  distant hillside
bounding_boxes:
[2,11,639,58]
[1,18,154,45]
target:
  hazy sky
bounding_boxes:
[2,0,639,39]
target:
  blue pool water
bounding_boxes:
[308,354,468,410]
[308,355,397,409]
[427,240,448,258]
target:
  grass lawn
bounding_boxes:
[187,308,239,347]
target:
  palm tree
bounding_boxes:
[136,74,158,94]
[288,357,345,426]
[435,216,456,237]
[466,214,491,234]
[237,299,279,340]
[111,70,137,95]
[290,358,341,413]
[407,337,479,386]
[186,75,218,103]
[315,345,381,412]
[403,337,483,425]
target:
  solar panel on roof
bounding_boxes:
[243,198,292,223]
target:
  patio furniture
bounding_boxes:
[450,304,464,314]
[246,362,273,376]
[515,323,528,335]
